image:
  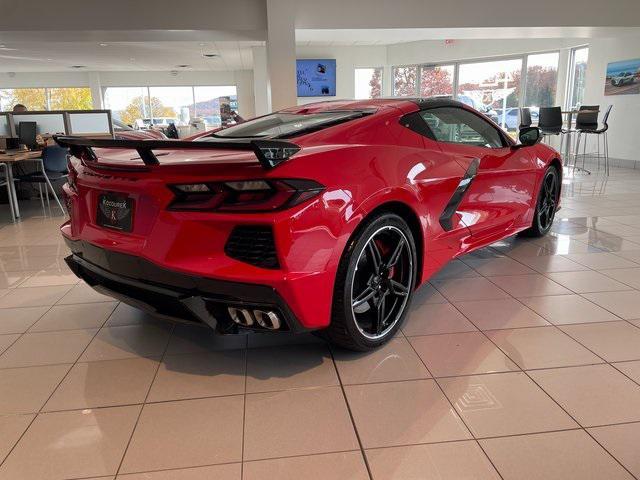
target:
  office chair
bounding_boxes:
[15,145,68,216]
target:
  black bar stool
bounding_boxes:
[575,105,612,175]
[519,108,532,129]
[538,107,567,153]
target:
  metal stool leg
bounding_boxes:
[37,183,45,216]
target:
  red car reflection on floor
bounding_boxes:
[56,98,561,351]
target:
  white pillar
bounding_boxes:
[265,0,297,111]
[252,46,271,116]
[88,72,103,109]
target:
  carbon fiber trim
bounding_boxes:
[439,158,480,232]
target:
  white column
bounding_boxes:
[88,72,103,109]
[265,0,297,111]
[235,70,256,119]
[252,46,271,116]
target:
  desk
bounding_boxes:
[560,109,599,171]
[0,150,43,220]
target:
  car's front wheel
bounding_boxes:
[521,165,560,238]
[324,213,417,351]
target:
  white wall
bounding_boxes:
[582,35,640,162]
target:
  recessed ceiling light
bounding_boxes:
[0,44,5,48]
[46,58,53,61]
[202,53,218,58]
[99,43,108,47]
[199,42,207,47]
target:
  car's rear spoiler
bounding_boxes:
[53,135,301,169]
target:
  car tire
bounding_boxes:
[323,212,417,351]
[520,165,560,238]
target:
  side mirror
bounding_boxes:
[518,126,542,147]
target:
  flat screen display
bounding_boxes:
[296,59,336,97]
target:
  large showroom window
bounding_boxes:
[103,85,238,128]
[420,64,455,97]
[0,87,92,111]
[458,58,523,131]
[523,52,559,108]
[391,51,565,134]
[393,66,418,97]
[567,46,589,108]
[354,68,383,99]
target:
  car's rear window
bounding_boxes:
[206,111,369,139]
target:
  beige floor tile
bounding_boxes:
[486,326,602,369]
[366,441,500,480]
[455,298,549,330]
[244,386,358,460]
[440,371,577,437]
[530,364,640,427]
[0,333,19,355]
[0,271,34,289]
[600,267,640,289]
[147,350,245,402]
[0,285,72,308]
[79,324,172,362]
[480,430,633,480]
[0,255,58,272]
[431,259,480,280]
[57,283,114,304]
[120,397,243,473]
[560,321,640,362]
[0,306,48,334]
[516,255,591,273]
[166,324,247,354]
[0,329,97,368]
[29,302,117,332]
[0,364,70,414]
[345,379,471,448]
[402,302,477,336]
[246,344,338,393]
[19,267,79,288]
[246,331,324,349]
[546,270,632,293]
[488,274,572,298]
[412,283,448,304]
[582,291,640,320]
[243,451,368,480]
[520,294,622,325]
[588,422,640,478]
[333,337,430,384]
[117,464,241,479]
[409,332,518,377]
[615,249,640,263]
[104,303,161,327]
[462,256,537,276]
[565,252,639,270]
[0,405,141,480]
[0,414,34,463]
[431,277,510,302]
[44,357,159,411]
[614,360,640,383]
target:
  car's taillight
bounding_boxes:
[168,179,324,212]
[67,157,78,192]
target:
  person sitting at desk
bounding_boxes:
[12,104,27,113]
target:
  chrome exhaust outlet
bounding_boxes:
[228,307,254,326]
[253,310,281,330]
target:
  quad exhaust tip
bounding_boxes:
[228,307,281,330]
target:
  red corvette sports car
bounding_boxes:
[56,98,561,351]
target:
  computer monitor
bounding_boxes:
[18,121,37,149]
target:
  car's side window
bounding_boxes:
[419,107,505,148]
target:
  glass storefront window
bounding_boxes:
[355,68,383,99]
[569,47,589,108]
[0,88,47,111]
[193,86,239,127]
[458,58,523,132]
[393,66,418,97]
[103,87,150,127]
[420,65,454,97]
[524,52,559,109]
[48,87,93,110]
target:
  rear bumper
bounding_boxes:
[64,238,308,333]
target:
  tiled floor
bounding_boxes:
[1,167,640,479]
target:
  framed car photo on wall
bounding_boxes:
[605,58,640,95]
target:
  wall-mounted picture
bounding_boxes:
[604,58,640,96]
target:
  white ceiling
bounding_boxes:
[0,41,262,72]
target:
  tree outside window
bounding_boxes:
[393,66,418,97]
[0,87,92,111]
